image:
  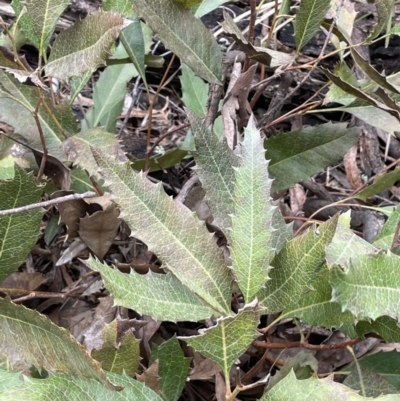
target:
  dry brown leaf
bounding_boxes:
[343,144,362,189]
[136,359,161,394]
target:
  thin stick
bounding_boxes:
[0,191,96,216]
[244,0,257,72]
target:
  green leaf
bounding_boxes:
[188,111,238,239]
[0,370,163,401]
[87,258,218,321]
[0,298,118,390]
[0,165,42,282]
[90,148,232,315]
[294,0,331,51]
[63,128,126,180]
[326,212,377,269]
[181,302,261,381]
[45,11,124,80]
[266,122,359,192]
[257,215,338,313]
[91,319,141,377]
[69,71,93,105]
[260,369,398,400]
[356,316,400,343]
[11,0,70,58]
[120,14,148,90]
[342,350,400,395]
[331,251,400,321]
[367,0,395,41]
[193,0,235,18]
[103,0,134,18]
[0,155,14,180]
[230,118,276,301]
[0,71,78,159]
[149,336,191,401]
[132,0,223,84]
[81,63,138,132]
[373,207,400,249]
[352,168,400,202]
[130,148,189,173]
[279,268,355,328]
[180,64,208,118]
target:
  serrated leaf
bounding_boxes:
[0,370,163,401]
[120,14,148,90]
[149,336,191,401]
[0,71,78,159]
[11,0,70,58]
[279,267,355,328]
[180,64,208,118]
[0,165,42,282]
[352,168,400,202]
[45,11,124,80]
[181,302,261,381]
[367,0,394,41]
[230,118,276,301]
[63,128,127,180]
[188,111,239,239]
[257,215,338,313]
[356,316,400,343]
[266,123,359,192]
[0,298,117,390]
[87,258,217,321]
[373,207,400,249]
[260,369,398,401]
[326,211,377,268]
[81,63,138,132]
[69,71,92,105]
[132,0,222,84]
[294,0,331,51]
[331,251,400,321]
[90,150,232,315]
[91,319,141,377]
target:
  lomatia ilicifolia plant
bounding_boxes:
[2,0,400,400]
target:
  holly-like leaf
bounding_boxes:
[257,215,338,313]
[266,123,359,192]
[294,0,331,51]
[230,118,276,301]
[356,316,400,343]
[181,302,261,382]
[132,0,222,84]
[188,111,239,239]
[331,251,400,321]
[0,298,118,390]
[11,0,70,58]
[45,11,124,80]
[88,149,232,314]
[87,258,218,321]
[0,165,42,282]
[149,336,191,401]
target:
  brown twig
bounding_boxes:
[0,191,96,216]
[244,0,257,72]
[253,337,362,350]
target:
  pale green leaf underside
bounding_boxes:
[257,215,338,313]
[230,119,276,301]
[0,371,163,401]
[373,207,400,249]
[181,64,208,118]
[181,303,261,380]
[46,11,124,80]
[0,298,114,390]
[193,0,234,18]
[260,369,398,400]
[87,258,217,322]
[280,268,355,328]
[150,336,191,401]
[91,148,232,315]
[0,165,42,282]
[189,111,238,240]
[331,251,400,321]
[294,0,331,51]
[326,211,377,269]
[132,0,222,84]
